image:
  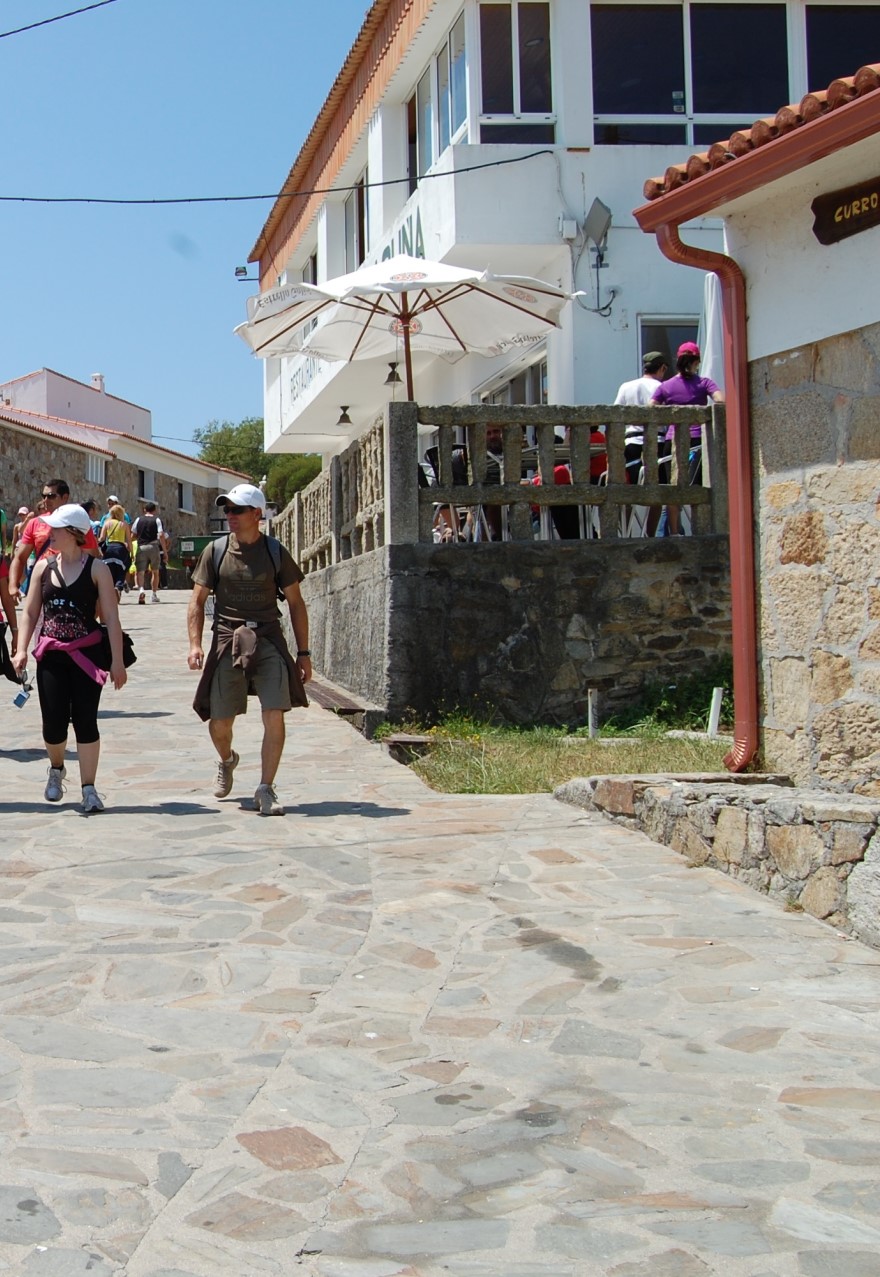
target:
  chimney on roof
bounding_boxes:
[91,373,105,393]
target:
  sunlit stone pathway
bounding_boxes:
[0,596,878,1276]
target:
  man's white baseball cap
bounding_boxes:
[215,483,267,512]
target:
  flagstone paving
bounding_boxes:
[0,596,878,1275]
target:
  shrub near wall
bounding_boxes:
[751,321,880,794]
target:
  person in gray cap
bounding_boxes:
[186,484,311,816]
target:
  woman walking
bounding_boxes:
[12,503,127,813]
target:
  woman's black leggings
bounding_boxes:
[37,652,103,745]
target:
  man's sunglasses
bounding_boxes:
[42,491,61,499]
[223,504,252,515]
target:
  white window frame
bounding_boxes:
[86,453,106,486]
[138,468,155,502]
[406,9,469,190]
[344,172,369,272]
[476,0,556,137]
[178,480,194,513]
[591,0,803,147]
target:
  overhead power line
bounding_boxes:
[0,0,119,41]
[0,149,554,206]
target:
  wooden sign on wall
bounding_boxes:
[812,177,880,245]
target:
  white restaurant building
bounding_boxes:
[245,0,880,457]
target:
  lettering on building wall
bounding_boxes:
[812,177,880,245]
[381,208,425,260]
[289,355,322,406]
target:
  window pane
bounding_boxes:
[407,95,418,193]
[594,122,686,144]
[480,3,514,113]
[691,4,788,114]
[437,43,451,152]
[641,320,699,366]
[592,5,684,115]
[693,122,751,145]
[519,3,552,113]
[417,67,434,172]
[807,5,880,90]
[480,122,556,142]
[450,13,467,134]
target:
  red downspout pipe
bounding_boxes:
[654,225,758,771]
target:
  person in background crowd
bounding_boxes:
[131,502,169,604]
[187,483,311,817]
[10,505,33,555]
[0,502,16,650]
[98,504,133,597]
[615,350,668,536]
[99,495,131,529]
[82,499,102,537]
[652,341,724,535]
[12,503,127,814]
[9,480,100,601]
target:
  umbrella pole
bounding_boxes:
[401,291,416,401]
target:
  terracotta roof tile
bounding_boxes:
[643,63,880,203]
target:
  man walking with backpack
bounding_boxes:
[131,502,169,603]
[186,484,311,816]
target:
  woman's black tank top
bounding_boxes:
[41,557,99,642]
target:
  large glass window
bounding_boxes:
[479,1,554,142]
[407,12,467,191]
[592,2,789,146]
[344,174,368,273]
[806,5,880,90]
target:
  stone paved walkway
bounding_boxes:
[1,596,879,1277]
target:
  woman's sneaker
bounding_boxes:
[45,766,66,803]
[81,785,105,814]
[254,783,284,816]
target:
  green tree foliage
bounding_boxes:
[194,417,321,510]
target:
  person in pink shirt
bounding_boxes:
[651,342,725,534]
[9,479,100,600]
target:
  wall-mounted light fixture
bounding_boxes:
[234,265,258,283]
[337,406,352,426]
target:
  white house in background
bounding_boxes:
[245,0,880,458]
[0,368,152,440]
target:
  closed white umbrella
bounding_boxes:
[235,254,569,399]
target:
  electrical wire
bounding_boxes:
[0,148,555,206]
[0,0,119,41]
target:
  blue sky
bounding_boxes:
[0,0,370,456]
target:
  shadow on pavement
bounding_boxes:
[292,801,412,818]
[98,710,175,719]
[0,749,47,762]
[0,801,218,816]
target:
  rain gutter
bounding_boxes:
[633,87,880,770]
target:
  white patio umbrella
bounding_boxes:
[235,254,570,399]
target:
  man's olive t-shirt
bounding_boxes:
[192,534,304,625]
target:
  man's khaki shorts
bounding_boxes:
[135,542,161,572]
[209,641,292,719]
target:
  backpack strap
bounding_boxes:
[210,534,230,593]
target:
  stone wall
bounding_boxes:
[301,537,731,725]
[557,774,880,950]
[0,425,217,546]
[751,322,880,794]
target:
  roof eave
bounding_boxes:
[635,87,880,232]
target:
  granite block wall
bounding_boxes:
[301,537,732,726]
[750,321,880,794]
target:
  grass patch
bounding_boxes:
[384,715,730,794]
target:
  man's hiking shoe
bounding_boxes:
[81,785,105,814]
[151,592,160,603]
[45,766,66,803]
[213,751,239,798]
[254,783,284,816]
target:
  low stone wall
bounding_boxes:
[301,536,731,726]
[556,774,880,948]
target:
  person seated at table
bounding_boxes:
[528,426,606,539]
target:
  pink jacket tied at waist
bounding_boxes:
[32,629,108,685]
